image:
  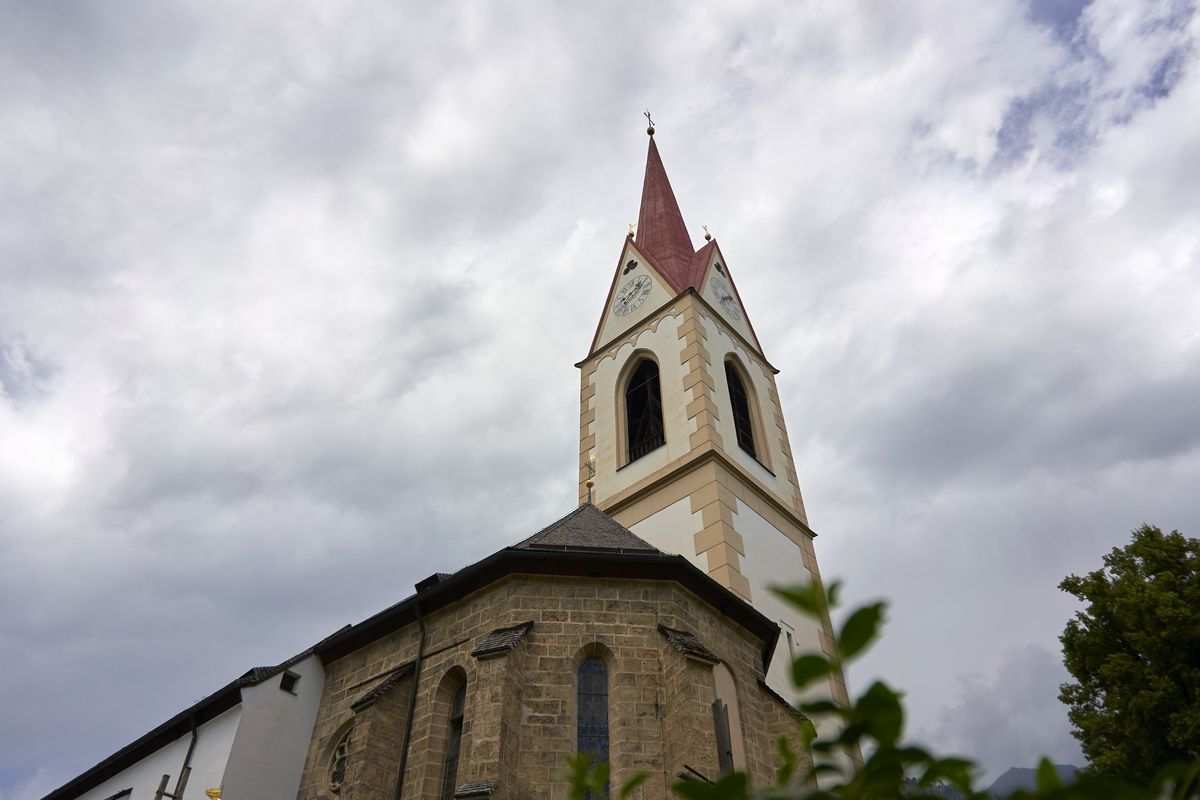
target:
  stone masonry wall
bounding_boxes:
[296,575,812,800]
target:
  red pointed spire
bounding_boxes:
[635,136,696,291]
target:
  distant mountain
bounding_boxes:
[902,778,967,798]
[985,764,1084,797]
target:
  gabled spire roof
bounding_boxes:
[586,131,769,359]
[635,136,704,292]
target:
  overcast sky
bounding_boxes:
[2,1,1198,796]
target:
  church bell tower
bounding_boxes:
[576,125,851,716]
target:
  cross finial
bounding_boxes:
[702,225,712,242]
[644,110,655,136]
[585,451,596,504]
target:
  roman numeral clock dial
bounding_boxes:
[613,274,651,316]
[709,276,741,320]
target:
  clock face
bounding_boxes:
[709,276,741,321]
[613,275,652,316]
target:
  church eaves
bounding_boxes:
[315,504,779,669]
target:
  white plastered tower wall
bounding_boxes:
[576,133,854,751]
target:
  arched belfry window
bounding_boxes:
[724,359,758,460]
[624,358,665,463]
[577,657,609,794]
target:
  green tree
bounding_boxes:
[1059,524,1200,784]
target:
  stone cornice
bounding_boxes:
[598,442,817,542]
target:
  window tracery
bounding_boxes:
[328,730,350,796]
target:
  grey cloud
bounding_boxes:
[0,2,200,83]
[926,644,1085,781]
[842,337,1200,490]
[0,338,55,403]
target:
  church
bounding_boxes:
[44,126,851,800]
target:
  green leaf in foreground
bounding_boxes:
[791,654,835,688]
[836,602,885,661]
[853,681,904,747]
[672,771,749,800]
[1035,757,1062,792]
[773,584,826,617]
[619,771,649,799]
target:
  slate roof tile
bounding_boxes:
[350,664,413,711]
[471,621,534,659]
[514,504,659,553]
[454,780,498,797]
[657,623,721,663]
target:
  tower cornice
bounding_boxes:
[596,439,816,544]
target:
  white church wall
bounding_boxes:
[629,495,707,572]
[221,656,325,800]
[732,499,821,687]
[732,500,843,745]
[701,313,797,506]
[75,706,241,800]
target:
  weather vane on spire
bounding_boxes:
[644,110,655,136]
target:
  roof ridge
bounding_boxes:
[237,643,319,686]
[511,503,592,548]
[513,504,660,553]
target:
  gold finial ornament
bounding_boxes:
[205,790,223,799]
[628,223,635,237]
[585,452,597,503]
[702,225,712,242]
[644,109,655,136]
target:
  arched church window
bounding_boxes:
[625,358,665,463]
[712,663,746,774]
[440,680,467,800]
[724,359,758,460]
[577,657,609,797]
[328,729,351,796]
